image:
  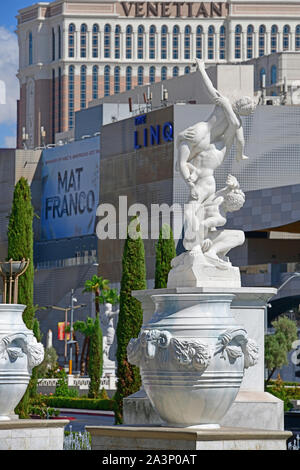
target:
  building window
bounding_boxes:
[29,31,33,65]
[126,66,132,90]
[235,25,242,59]
[114,66,120,94]
[196,26,203,59]
[271,25,278,53]
[52,28,56,61]
[247,25,254,59]
[149,66,155,83]
[161,66,167,81]
[138,66,144,86]
[271,65,277,84]
[219,25,226,60]
[80,24,87,58]
[68,24,75,58]
[208,25,215,60]
[149,25,156,59]
[184,66,190,74]
[92,24,99,58]
[80,65,87,108]
[126,25,133,59]
[296,25,300,50]
[283,25,290,50]
[68,65,75,129]
[58,67,62,133]
[184,25,191,60]
[92,65,98,100]
[259,25,266,57]
[173,25,179,59]
[173,66,179,77]
[58,26,62,59]
[104,24,111,58]
[161,25,168,60]
[137,25,144,59]
[104,65,110,96]
[115,25,121,59]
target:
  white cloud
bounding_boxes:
[4,135,16,148]
[0,27,19,125]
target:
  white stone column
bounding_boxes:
[76,30,80,58]
[228,28,235,62]
[168,32,172,60]
[157,31,161,61]
[278,31,283,52]
[265,30,271,55]
[99,28,104,58]
[63,27,68,60]
[145,31,149,61]
[180,31,184,61]
[290,30,295,51]
[215,32,219,62]
[253,31,258,58]
[242,31,247,61]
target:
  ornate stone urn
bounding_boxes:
[128,293,258,428]
[0,304,44,420]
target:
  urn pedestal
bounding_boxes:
[127,293,258,428]
[0,304,44,421]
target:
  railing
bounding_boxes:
[288,434,300,450]
[38,373,117,390]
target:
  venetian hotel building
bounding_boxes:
[16,0,300,148]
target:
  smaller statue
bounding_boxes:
[101,303,119,366]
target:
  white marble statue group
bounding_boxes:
[168,59,256,287]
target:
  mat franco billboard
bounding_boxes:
[41,137,100,240]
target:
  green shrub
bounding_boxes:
[267,375,293,411]
[54,370,79,398]
[155,224,176,289]
[44,396,114,411]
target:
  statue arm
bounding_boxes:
[195,59,220,101]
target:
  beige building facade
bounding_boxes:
[16,0,300,148]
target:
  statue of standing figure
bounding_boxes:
[168,59,256,287]
[102,303,119,367]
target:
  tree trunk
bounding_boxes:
[86,337,91,373]
[266,367,276,384]
[80,337,88,376]
[95,288,100,318]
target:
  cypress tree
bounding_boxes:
[7,177,38,417]
[155,224,176,289]
[114,219,146,424]
[88,317,103,398]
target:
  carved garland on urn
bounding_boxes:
[0,333,44,371]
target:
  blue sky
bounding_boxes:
[0,1,37,148]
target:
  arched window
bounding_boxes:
[104,24,111,58]
[184,25,191,60]
[271,25,278,53]
[149,66,156,83]
[271,65,277,84]
[283,25,290,50]
[126,25,133,59]
[92,24,99,58]
[173,66,179,77]
[260,68,266,88]
[68,24,75,58]
[247,25,254,59]
[149,25,156,59]
[80,65,87,108]
[219,25,226,60]
[92,65,98,100]
[126,66,132,90]
[52,28,56,61]
[296,25,300,50]
[58,26,62,59]
[235,25,242,59]
[196,26,203,59]
[161,25,168,60]
[173,25,179,59]
[161,66,167,81]
[114,66,120,94]
[208,25,215,60]
[115,25,121,59]
[104,65,110,96]
[184,66,190,74]
[259,25,266,57]
[29,31,33,65]
[80,24,87,58]
[68,65,75,129]
[138,66,144,86]
[137,25,144,59]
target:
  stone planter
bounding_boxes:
[0,304,44,421]
[128,293,259,428]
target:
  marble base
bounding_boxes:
[167,253,241,288]
[86,425,292,450]
[0,419,69,450]
[123,390,284,431]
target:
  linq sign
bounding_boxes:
[120,2,228,18]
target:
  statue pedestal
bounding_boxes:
[87,425,291,450]
[123,287,283,431]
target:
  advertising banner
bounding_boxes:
[58,322,70,341]
[41,137,100,240]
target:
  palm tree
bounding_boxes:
[72,318,96,376]
[83,275,110,318]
